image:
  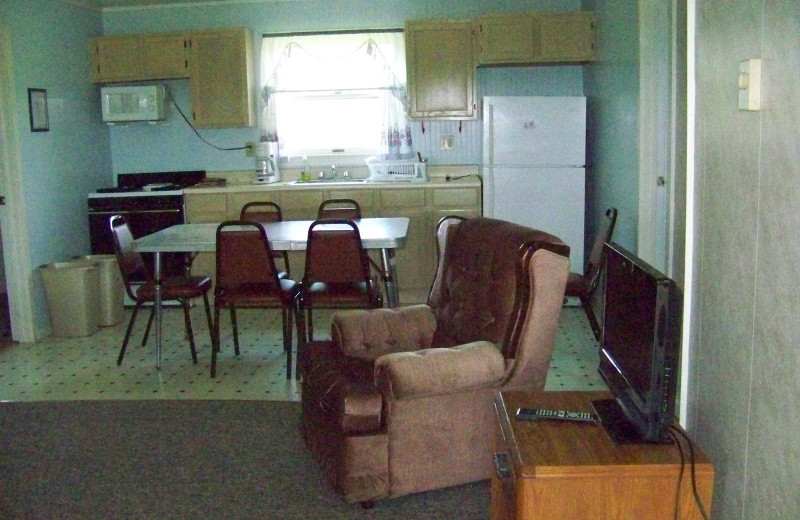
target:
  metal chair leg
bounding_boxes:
[117,302,142,365]
[283,307,293,380]
[211,305,221,377]
[141,305,155,346]
[230,306,240,355]
[182,299,198,364]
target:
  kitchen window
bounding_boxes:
[261,30,411,161]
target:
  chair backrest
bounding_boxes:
[109,214,150,300]
[302,219,371,286]
[427,217,569,355]
[317,199,361,220]
[215,221,283,293]
[240,201,283,223]
[583,208,618,290]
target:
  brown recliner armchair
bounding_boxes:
[298,216,570,505]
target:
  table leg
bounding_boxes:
[379,248,400,308]
[153,251,163,369]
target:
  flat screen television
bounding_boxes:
[592,241,682,444]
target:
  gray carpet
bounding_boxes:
[0,400,489,519]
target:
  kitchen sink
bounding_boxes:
[289,178,368,185]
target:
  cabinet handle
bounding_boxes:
[493,452,512,479]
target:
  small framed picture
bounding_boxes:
[28,88,49,132]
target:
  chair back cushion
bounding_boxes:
[318,199,361,220]
[109,215,150,298]
[240,201,283,223]
[427,217,567,353]
[215,221,281,291]
[303,220,370,285]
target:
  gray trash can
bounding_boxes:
[39,261,100,337]
[73,254,124,326]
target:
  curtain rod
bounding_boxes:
[262,28,403,38]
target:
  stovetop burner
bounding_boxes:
[93,170,206,196]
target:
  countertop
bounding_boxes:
[185,165,481,194]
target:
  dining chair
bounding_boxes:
[317,198,386,278]
[240,201,291,277]
[565,207,618,339]
[296,218,382,359]
[212,220,301,378]
[317,198,362,220]
[109,214,213,366]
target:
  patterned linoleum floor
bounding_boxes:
[0,305,604,402]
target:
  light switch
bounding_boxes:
[439,135,454,150]
[738,59,761,111]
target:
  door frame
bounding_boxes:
[0,25,36,343]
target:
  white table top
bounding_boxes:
[133,217,410,253]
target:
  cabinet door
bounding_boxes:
[379,189,430,303]
[189,28,255,128]
[536,11,596,63]
[476,14,536,65]
[141,33,189,79]
[185,193,228,223]
[405,20,476,120]
[89,35,142,83]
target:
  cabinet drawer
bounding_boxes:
[431,188,480,207]
[380,189,426,208]
[326,189,376,209]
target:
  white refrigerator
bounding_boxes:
[482,96,586,274]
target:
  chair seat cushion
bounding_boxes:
[216,279,299,307]
[565,272,590,297]
[374,341,505,399]
[301,340,383,435]
[302,281,379,307]
[135,276,211,301]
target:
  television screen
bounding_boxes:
[593,242,681,444]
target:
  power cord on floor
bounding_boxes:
[668,425,710,520]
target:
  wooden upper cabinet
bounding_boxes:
[89,33,189,83]
[475,11,596,65]
[189,27,255,128]
[89,35,142,83]
[475,14,537,65]
[405,19,476,120]
[537,11,595,63]
[140,33,189,79]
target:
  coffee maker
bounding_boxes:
[247,141,280,184]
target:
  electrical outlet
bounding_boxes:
[439,135,454,150]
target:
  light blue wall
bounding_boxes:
[103,0,584,174]
[1,0,111,335]
[582,0,640,253]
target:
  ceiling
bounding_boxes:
[74,0,283,10]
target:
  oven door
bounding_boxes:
[88,197,187,282]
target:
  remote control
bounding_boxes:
[515,407,598,424]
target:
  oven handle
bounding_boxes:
[88,209,183,215]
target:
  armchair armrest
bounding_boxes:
[374,342,505,400]
[331,305,437,361]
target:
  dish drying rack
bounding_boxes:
[366,157,428,182]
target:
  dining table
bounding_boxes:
[132,217,409,369]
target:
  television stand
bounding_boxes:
[590,398,671,445]
[491,391,714,520]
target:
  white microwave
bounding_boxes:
[101,85,166,123]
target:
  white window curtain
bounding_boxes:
[261,31,412,159]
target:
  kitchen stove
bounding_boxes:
[88,171,206,283]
